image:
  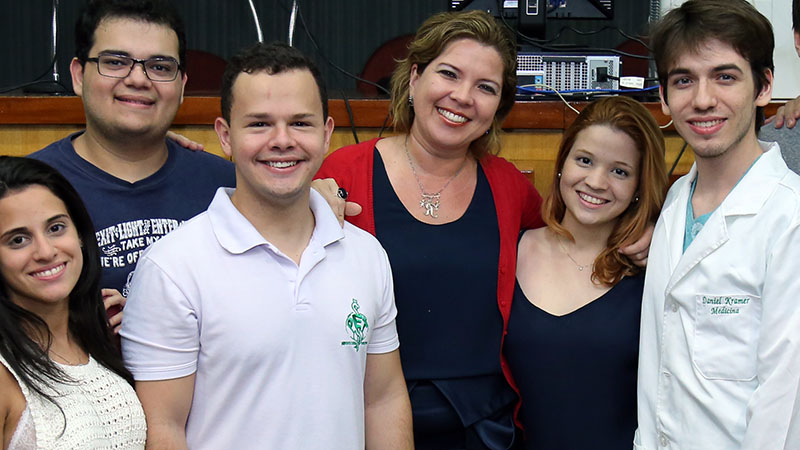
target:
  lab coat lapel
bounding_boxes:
[663,146,780,294]
[666,203,729,294]
[662,165,729,293]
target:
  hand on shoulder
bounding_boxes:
[766,96,800,129]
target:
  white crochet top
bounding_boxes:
[0,354,146,449]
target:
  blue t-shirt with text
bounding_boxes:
[29,132,235,296]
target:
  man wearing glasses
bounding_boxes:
[29,0,234,329]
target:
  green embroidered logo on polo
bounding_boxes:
[341,299,369,351]
[702,295,750,315]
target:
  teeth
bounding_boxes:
[579,192,606,205]
[437,108,468,123]
[268,161,298,168]
[32,264,64,278]
[119,97,151,105]
[692,119,723,128]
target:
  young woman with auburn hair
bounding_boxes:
[504,96,668,449]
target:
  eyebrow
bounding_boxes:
[436,62,501,86]
[573,148,636,170]
[666,68,690,78]
[97,50,178,60]
[667,63,744,78]
[614,160,636,170]
[242,112,318,121]
[0,227,26,240]
[711,64,744,74]
[0,214,70,240]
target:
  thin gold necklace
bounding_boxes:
[404,136,468,219]
[557,235,594,272]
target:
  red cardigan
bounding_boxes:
[315,137,544,396]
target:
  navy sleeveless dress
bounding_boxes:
[373,149,517,449]
[504,272,644,449]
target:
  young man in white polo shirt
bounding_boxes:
[120,42,413,449]
[636,1,800,448]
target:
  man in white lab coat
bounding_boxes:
[636,0,800,448]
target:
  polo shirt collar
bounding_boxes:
[208,187,344,255]
[307,188,346,248]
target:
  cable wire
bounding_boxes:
[518,83,581,114]
[0,53,68,94]
[0,79,67,95]
[339,89,359,144]
[515,83,664,121]
[668,141,688,178]
[297,6,390,97]
[495,0,652,60]
[606,74,659,82]
[541,25,650,51]
[517,85,659,95]
[295,3,397,143]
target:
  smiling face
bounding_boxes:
[660,38,772,161]
[559,125,640,231]
[408,38,503,154]
[0,185,83,312]
[71,17,187,141]
[215,69,334,210]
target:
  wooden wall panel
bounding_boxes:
[5,96,766,196]
[0,124,690,197]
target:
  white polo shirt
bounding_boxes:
[121,188,399,450]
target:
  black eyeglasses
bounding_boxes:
[85,54,182,82]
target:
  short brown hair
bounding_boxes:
[543,97,668,286]
[220,42,327,123]
[389,10,517,159]
[650,0,774,132]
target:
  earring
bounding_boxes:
[408,95,414,107]
[633,195,640,203]
[557,172,562,178]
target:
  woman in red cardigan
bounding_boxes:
[316,10,650,449]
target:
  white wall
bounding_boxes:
[659,0,799,100]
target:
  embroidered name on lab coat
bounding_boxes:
[701,295,750,315]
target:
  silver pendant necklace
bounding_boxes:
[557,235,594,271]
[404,137,468,219]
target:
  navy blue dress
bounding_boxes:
[504,272,644,450]
[373,150,517,449]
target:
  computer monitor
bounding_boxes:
[547,0,613,19]
[519,0,615,39]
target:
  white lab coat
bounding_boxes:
[635,143,800,450]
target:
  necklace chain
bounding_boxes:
[557,235,594,272]
[49,347,77,365]
[404,136,468,218]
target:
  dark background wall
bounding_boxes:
[0,0,651,97]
